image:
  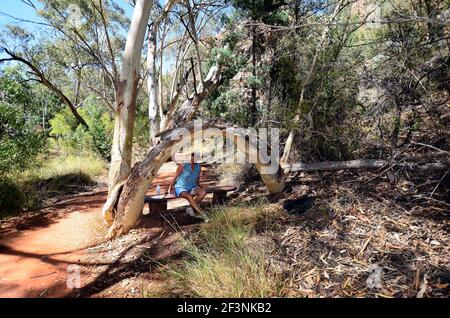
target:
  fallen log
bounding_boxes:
[283,160,448,173]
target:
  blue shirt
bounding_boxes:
[175,163,200,190]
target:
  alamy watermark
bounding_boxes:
[66,264,81,289]
[366,264,383,289]
[168,119,281,174]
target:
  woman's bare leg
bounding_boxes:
[191,187,206,204]
[179,191,205,214]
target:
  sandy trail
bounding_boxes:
[0,188,107,297]
[0,162,216,297]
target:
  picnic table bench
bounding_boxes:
[143,185,237,214]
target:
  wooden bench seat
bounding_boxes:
[143,185,237,214]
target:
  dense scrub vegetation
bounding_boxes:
[0,68,107,214]
[201,0,449,162]
[2,0,447,203]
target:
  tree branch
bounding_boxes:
[0,48,89,128]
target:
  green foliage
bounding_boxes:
[203,28,250,125]
[0,0,127,155]
[245,75,263,89]
[49,108,79,136]
[208,0,450,161]
[207,90,248,126]
[0,127,45,175]
[49,99,113,159]
[229,0,288,22]
[0,69,47,174]
[0,154,105,215]
[131,88,151,148]
[49,109,93,156]
[134,113,150,148]
[81,99,114,159]
[207,45,246,82]
[0,177,23,213]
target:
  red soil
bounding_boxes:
[0,162,216,298]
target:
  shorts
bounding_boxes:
[175,185,198,197]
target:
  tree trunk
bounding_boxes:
[250,24,257,126]
[185,0,204,84]
[164,64,222,129]
[108,123,286,237]
[281,0,344,163]
[147,23,160,146]
[169,39,192,101]
[102,0,153,225]
[158,22,167,123]
[147,0,180,137]
[107,138,177,237]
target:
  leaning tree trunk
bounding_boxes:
[164,65,222,129]
[163,42,193,127]
[107,138,178,237]
[103,0,153,225]
[146,0,180,144]
[107,123,286,237]
[147,23,160,146]
[164,67,190,120]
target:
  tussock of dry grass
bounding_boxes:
[0,155,106,215]
[162,201,287,298]
[20,155,106,183]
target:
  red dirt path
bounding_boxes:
[0,162,216,298]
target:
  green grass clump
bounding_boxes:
[19,154,105,182]
[0,154,106,217]
[161,201,286,298]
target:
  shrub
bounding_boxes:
[206,89,249,126]
[81,99,114,159]
[49,123,96,157]
[0,154,106,216]
[0,102,45,174]
[0,177,23,213]
[133,112,150,148]
[49,100,114,159]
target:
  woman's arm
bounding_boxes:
[168,164,184,194]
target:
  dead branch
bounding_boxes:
[283,159,448,173]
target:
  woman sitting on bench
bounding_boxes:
[168,152,208,221]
